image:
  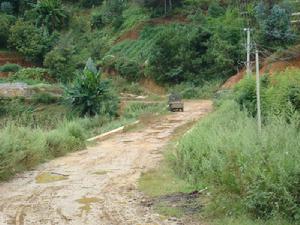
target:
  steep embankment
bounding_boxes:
[222,51,300,89]
[0,51,34,78]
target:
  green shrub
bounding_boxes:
[0,125,46,180]
[255,3,294,46]
[46,121,86,157]
[0,2,13,14]
[101,0,125,28]
[0,13,15,47]
[234,69,300,118]
[12,67,48,83]
[43,45,76,83]
[8,20,56,62]
[80,0,103,8]
[123,102,166,118]
[115,57,142,82]
[0,63,21,73]
[173,101,300,221]
[67,58,119,116]
[31,92,60,104]
[33,0,69,33]
[91,11,104,29]
[169,80,222,99]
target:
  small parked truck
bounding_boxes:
[168,93,184,112]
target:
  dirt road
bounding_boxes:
[0,100,212,225]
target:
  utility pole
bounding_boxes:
[244,28,251,75]
[255,49,262,133]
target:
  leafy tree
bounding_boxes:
[33,0,68,32]
[80,0,103,8]
[102,0,125,28]
[8,20,56,62]
[148,24,211,84]
[137,0,181,15]
[0,2,13,14]
[255,2,294,45]
[43,45,76,83]
[67,58,119,117]
[0,13,15,47]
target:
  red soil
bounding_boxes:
[115,15,188,44]
[0,51,35,67]
[222,56,300,89]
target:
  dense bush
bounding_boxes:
[101,0,125,28]
[0,121,86,180]
[80,0,103,8]
[67,58,119,116]
[173,100,300,221]
[0,1,13,14]
[46,121,86,157]
[0,13,15,47]
[33,0,69,32]
[0,125,46,180]
[123,102,166,118]
[0,63,21,73]
[255,3,294,46]
[91,11,104,29]
[115,57,141,81]
[8,20,56,62]
[234,69,300,117]
[169,80,222,99]
[148,9,244,84]
[13,67,48,83]
[32,92,60,104]
[43,45,76,83]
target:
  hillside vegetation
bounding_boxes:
[0,0,300,224]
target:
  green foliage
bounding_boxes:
[12,67,48,83]
[8,20,56,62]
[169,80,222,99]
[67,58,119,116]
[45,121,86,157]
[148,23,210,84]
[255,3,294,46]
[173,100,300,221]
[123,102,167,118]
[0,63,21,73]
[0,13,15,47]
[102,0,125,28]
[33,0,69,33]
[234,69,300,118]
[32,92,60,104]
[0,1,13,14]
[43,44,76,83]
[147,9,244,84]
[80,0,103,8]
[208,2,225,17]
[91,11,104,29]
[0,125,46,180]
[115,57,141,81]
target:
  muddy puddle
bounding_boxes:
[143,191,203,215]
[76,197,103,214]
[93,170,108,175]
[35,172,68,183]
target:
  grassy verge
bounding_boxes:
[0,101,167,181]
[171,100,299,224]
[138,121,200,219]
[139,98,299,224]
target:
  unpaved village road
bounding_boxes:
[0,100,212,225]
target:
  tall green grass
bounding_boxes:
[172,100,300,222]
[0,100,168,181]
[0,122,86,180]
